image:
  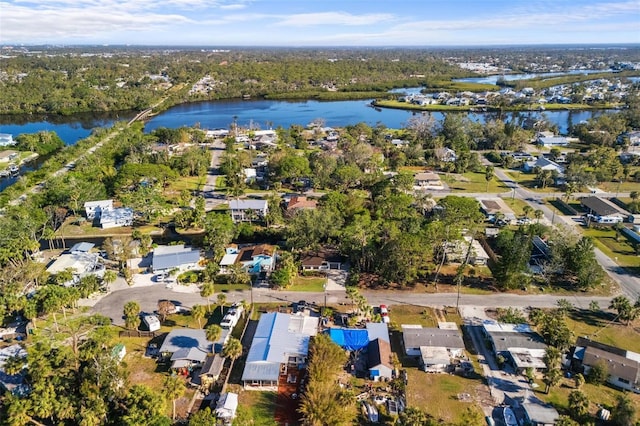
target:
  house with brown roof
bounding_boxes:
[219,244,276,275]
[573,337,640,393]
[413,172,443,190]
[368,338,393,381]
[299,248,343,271]
[286,196,317,216]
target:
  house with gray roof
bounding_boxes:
[482,322,547,372]
[581,196,630,224]
[159,328,213,369]
[522,402,559,426]
[242,312,318,390]
[573,337,640,393]
[402,324,465,373]
[152,245,201,273]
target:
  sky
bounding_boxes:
[1,0,639,46]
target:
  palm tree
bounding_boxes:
[523,205,533,219]
[222,337,243,361]
[200,282,215,312]
[162,376,185,421]
[205,324,222,344]
[534,209,544,223]
[191,305,206,328]
[216,293,227,315]
[102,270,117,290]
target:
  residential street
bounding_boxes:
[88,280,615,326]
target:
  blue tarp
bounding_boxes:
[328,328,369,351]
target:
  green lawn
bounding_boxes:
[535,377,640,423]
[506,171,561,193]
[229,388,277,426]
[289,276,327,292]
[582,227,640,268]
[597,180,640,193]
[503,198,535,217]
[442,171,509,193]
[565,309,640,353]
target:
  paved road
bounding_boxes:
[90,284,614,326]
[202,139,227,211]
[492,167,640,299]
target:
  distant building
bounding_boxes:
[286,196,317,215]
[84,200,113,220]
[229,199,268,223]
[413,172,443,190]
[434,147,457,163]
[523,157,565,175]
[0,150,18,162]
[0,134,16,147]
[536,134,569,147]
[299,248,343,271]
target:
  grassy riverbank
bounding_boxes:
[373,99,620,113]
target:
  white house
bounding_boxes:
[229,199,268,223]
[84,200,113,220]
[401,324,465,373]
[0,134,15,147]
[100,207,134,229]
[46,249,105,286]
[536,134,569,147]
[242,312,318,390]
[152,245,201,273]
[215,392,239,424]
[523,157,565,175]
[434,147,457,162]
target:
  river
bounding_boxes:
[0,95,616,192]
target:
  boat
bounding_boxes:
[503,407,518,426]
[8,164,19,174]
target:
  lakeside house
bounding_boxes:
[0,134,15,147]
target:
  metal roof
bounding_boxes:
[242,312,318,382]
[70,242,95,253]
[522,402,559,425]
[366,323,390,343]
[152,245,200,271]
[229,199,268,210]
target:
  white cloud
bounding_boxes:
[274,12,395,27]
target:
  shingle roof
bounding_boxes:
[583,346,640,383]
[581,197,626,217]
[368,338,392,369]
[402,326,464,350]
